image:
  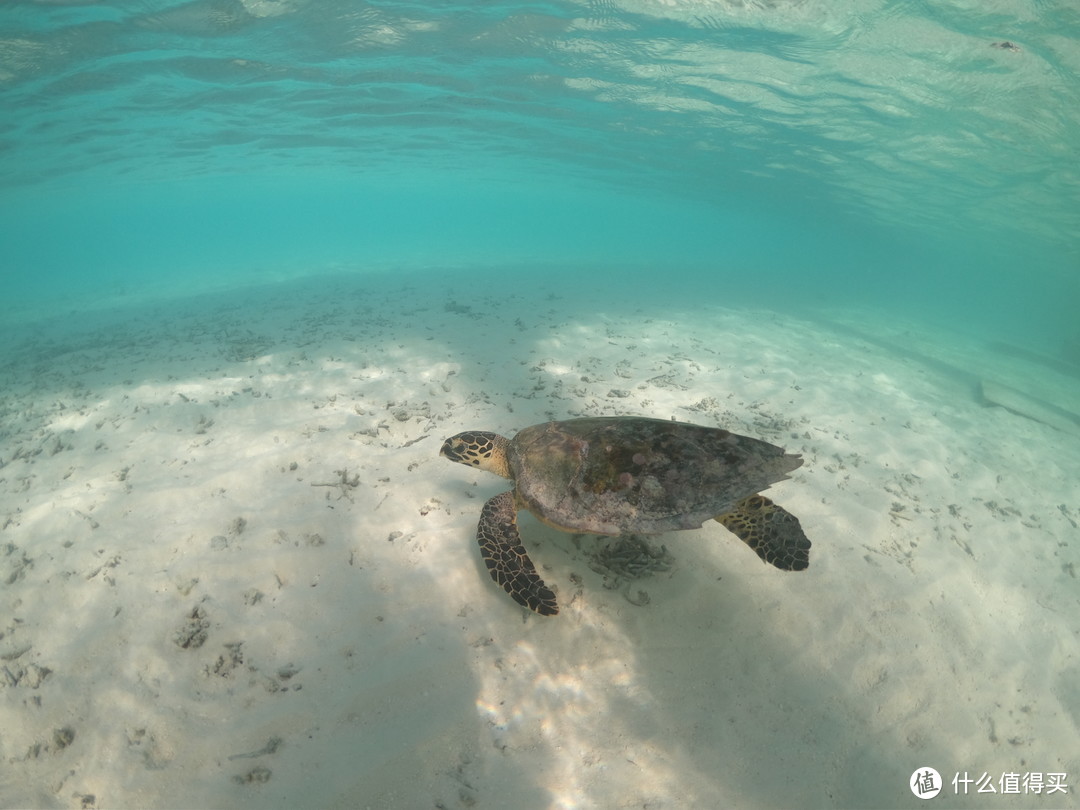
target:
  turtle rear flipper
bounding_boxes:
[477,491,559,615]
[717,495,811,571]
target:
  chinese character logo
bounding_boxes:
[911,767,943,799]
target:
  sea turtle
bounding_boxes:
[440,415,811,616]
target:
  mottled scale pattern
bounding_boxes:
[510,416,803,536]
[717,494,811,571]
[477,491,558,615]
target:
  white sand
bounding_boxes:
[1,268,1078,809]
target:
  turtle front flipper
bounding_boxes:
[477,491,559,616]
[716,495,811,571]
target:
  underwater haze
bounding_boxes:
[3,2,1080,809]
[1,0,1078,344]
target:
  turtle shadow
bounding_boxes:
[464,516,963,808]
[614,564,925,808]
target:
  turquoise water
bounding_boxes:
[4,5,1080,808]
[2,0,1077,349]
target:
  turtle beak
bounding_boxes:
[439,438,455,459]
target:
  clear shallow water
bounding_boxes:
[3,6,1080,807]
[1,1,1078,345]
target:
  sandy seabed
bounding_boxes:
[1,268,1078,809]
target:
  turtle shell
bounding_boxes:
[508,416,802,535]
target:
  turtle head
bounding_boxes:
[440,431,511,478]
